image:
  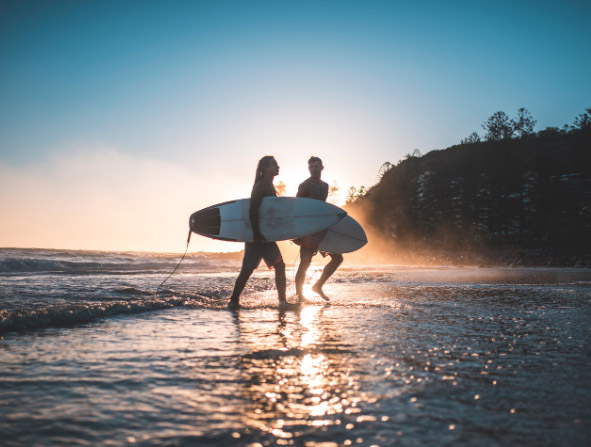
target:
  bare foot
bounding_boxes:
[228,299,240,310]
[279,300,300,310]
[296,292,310,304]
[312,284,330,301]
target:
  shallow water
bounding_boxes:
[1,249,590,446]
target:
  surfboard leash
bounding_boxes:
[155,230,192,298]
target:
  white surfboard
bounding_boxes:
[317,215,368,254]
[190,197,347,243]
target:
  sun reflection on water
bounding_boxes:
[236,306,361,439]
[300,306,321,346]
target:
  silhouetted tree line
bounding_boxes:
[348,108,591,265]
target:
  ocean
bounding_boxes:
[1,248,590,447]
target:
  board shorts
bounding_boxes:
[242,242,283,271]
[294,230,328,257]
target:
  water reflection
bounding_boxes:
[234,306,360,441]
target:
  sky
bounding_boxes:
[1,0,589,253]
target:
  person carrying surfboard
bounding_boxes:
[295,156,343,302]
[228,156,287,309]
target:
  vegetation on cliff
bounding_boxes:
[347,108,591,266]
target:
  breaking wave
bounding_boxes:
[0,248,238,274]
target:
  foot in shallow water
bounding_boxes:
[227,299,240,310]
[312,284,330,301]
[295,293,312,305]
[279,300,301,310]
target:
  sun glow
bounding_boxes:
[0,138,355,253]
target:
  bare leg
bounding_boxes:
[312,254,343,301]
[229,267,254,308]
[275,262,286,303]
[295,249,313,302]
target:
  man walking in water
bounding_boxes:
[295,156,343,302]
[229,156,287,309]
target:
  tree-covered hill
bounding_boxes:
[347,112,591,266]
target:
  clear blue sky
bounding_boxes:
[1,0,589,251]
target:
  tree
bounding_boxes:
[512,108,537,138]
[573,107,591,130]
[327,181,340,204]
[460,132,481,144]
[482,111,514,141]
[346,186,367,204]
[275,181,287,196]
[377,162,392,182]
[346,186,358,204]
[404,149,422,160]
[537,127,562,138]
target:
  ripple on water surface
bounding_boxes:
[1,275,590,447]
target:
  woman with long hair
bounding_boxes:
[229,156,287,309]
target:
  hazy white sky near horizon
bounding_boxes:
[1,0,589,252]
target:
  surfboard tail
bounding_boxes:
[189,207,222,237]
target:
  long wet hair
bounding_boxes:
[254,156,276,186]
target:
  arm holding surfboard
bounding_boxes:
[249,176,272,244]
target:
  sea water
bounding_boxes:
[1,248,590,446]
